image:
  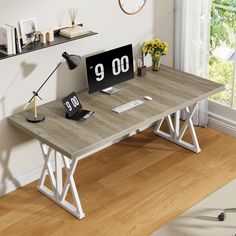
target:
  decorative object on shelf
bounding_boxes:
[21,31,40,49]
[19,18,38,45]
[59,8,89,38]
[60,26,89,39]
[53,23,83,35]
[69,8,78,27]
[23,52,81,123]
[142,39,168,71]
[119,0,147,15]
[40,29,54,44]
[63,92,94,121]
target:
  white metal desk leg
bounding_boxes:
[55,151,62,200]
[37,142,85,219]
[38,143,56,193]
[154,103,201,153]
[61,155,85,218]
[175,111,180,138]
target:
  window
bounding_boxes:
[209,0,236,108]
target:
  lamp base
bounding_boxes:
[26,113,45,123]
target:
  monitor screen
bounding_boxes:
[86,44,134,93]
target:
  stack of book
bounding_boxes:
[60,26,90,39]
[0,24,21,55]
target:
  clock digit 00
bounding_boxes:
[71,96,80,107]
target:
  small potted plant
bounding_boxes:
[142,39,168,71]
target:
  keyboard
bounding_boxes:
[112,99,144,113]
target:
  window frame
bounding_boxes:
[210,2,236,108]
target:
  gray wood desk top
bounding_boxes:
[8,66,224,159]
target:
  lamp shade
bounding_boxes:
[62,52,81,70]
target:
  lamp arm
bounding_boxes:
[24,61,63,109]
[35,61,63,95]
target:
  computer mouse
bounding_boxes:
[144,96,153,101]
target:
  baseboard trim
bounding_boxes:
[0,161,55,197]
[208,113,236,138]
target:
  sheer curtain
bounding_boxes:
[174,0,212,127]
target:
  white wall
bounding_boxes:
[0,0,174,194]
[153,0,174,66]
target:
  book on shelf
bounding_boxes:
[15,27,22,54]
[6,24,22,54]
[6,24,16,55]
[0,24,13,55]
[59,26,90,39]
[0,24,22,55]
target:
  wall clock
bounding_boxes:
[119,0,147,15]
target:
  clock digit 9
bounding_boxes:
[95,64,105,81]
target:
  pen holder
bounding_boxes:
[137,66,147,77]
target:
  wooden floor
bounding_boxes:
[1,125,236,236]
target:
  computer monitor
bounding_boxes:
[86,44,134,94]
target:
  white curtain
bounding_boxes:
[174,0,212,127]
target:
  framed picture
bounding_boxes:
[19,18,38,45]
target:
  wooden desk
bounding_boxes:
[8,65,223,219]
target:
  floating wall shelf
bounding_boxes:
[0,31,98,61]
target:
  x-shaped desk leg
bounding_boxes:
[37,142,85,219]
[154,103,201,153]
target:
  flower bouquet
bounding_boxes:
[142,39,168,71]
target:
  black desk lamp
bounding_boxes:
[24,52,81,123]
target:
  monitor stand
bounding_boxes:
[101,87,120,95]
